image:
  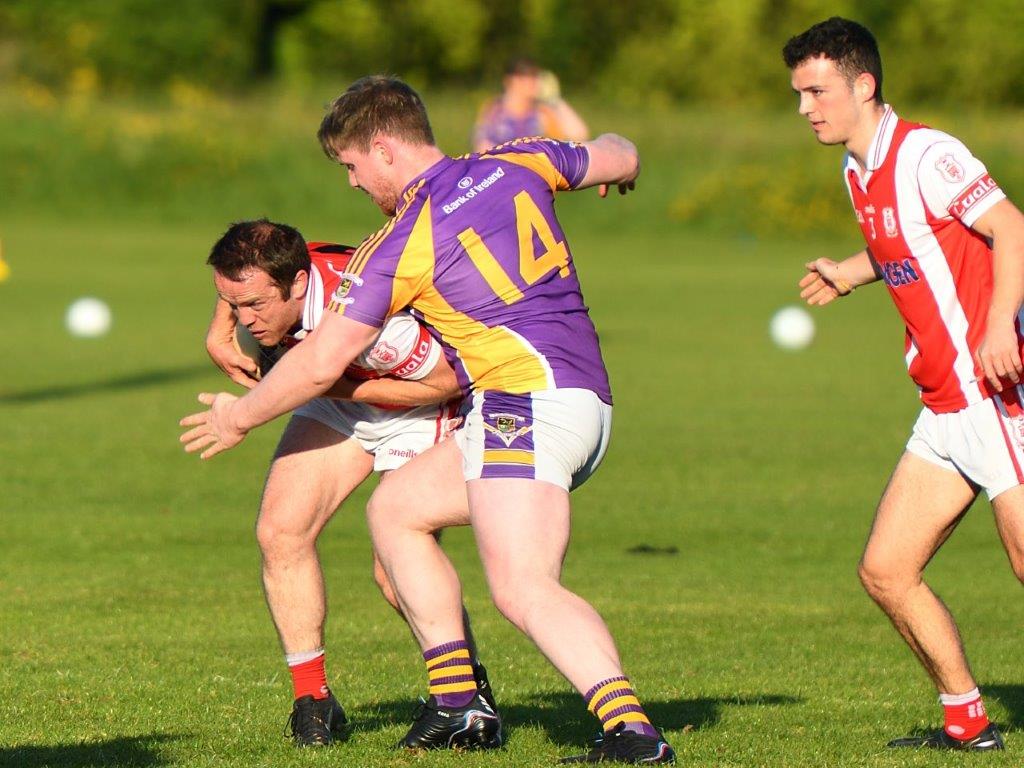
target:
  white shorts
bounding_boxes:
[295,397,462,472]
[905,390,1024,500]
[456,388,613,491]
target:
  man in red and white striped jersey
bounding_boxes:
[785,17,1024,752]
[200,219,499,748]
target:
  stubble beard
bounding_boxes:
[375,186,399,217]
[363,172,399,217]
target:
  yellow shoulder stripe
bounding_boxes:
[481,152,568,192]
[349,179,427,275]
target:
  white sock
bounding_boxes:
[939,687,981,706]
[285,648,325,667]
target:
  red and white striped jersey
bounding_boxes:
[843,105,1019,413]
[281,241,442,383]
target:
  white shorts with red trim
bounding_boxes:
[905,388,1024,500]
[295,397,462,472]
[455,388,613,491]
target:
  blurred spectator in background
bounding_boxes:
[472,58,588,152]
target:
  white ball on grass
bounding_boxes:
[769,306,815,350]
[65,297,112,338]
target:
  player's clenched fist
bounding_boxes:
[207,334,259,389]
[179,392,248,459]
[206,298,260,389]
[975,321,1023,393]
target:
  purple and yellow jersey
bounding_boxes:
[327,137,612,404]
[473,98,562,149]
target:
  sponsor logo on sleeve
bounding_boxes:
[935,153,965,184]
[391,338,432,377]
[949,174,1000,220]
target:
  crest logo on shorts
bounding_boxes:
[935,153,965,184]
[1015,416,1024,448]
[883,206,898,238]
[484,412,533,447]
[370,341,398,365]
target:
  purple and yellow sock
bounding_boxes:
[424,640,478,708]
[585,676,659,738]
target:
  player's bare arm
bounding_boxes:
[800,249,882,306]
[577,133,640,197]
[206,297,260,387]
[970,199,1024,391]
[335,357,460,407]
[180,311,380,459]
[542,100,589,143]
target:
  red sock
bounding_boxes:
[941,688,988,740]
[288,651,329,701]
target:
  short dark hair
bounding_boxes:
[782,17,884,104]
[504,57,540,77]
[207,219,309,298]
[317,75,435,160]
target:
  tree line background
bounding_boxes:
[3,0,1022,238]
[3,0,1024,106]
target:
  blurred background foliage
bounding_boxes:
[4,0,1024,104]
[1,0,1023,239]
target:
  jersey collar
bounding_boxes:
[846,104,897,186]
[301,261,325,334]
[401,155,453,201]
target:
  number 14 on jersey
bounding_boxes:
[457,190,571,305]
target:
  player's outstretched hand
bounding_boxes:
[975,321,1023,393]
[207,334,259,389]
[799,258,853,306]
[598,180,635,198]
[179,392,247,459]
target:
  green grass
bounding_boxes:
[2,92,1023,767]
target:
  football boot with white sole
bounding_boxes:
[397,690,503,750]
[887,723,1004,751]
[560,723,676,764]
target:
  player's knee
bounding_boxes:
[1011,564,1024,586]
[997,531,1024,584]
[857,556,911,602]
[365,488,397,537]
[488,584,524,627]
[1006,552,1024,585]
[255,509,316,558]
[487,574,539,630]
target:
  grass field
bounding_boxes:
[2,90,1023,767]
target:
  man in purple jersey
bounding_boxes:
[472,57,589,153]
[180,76,674,764]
